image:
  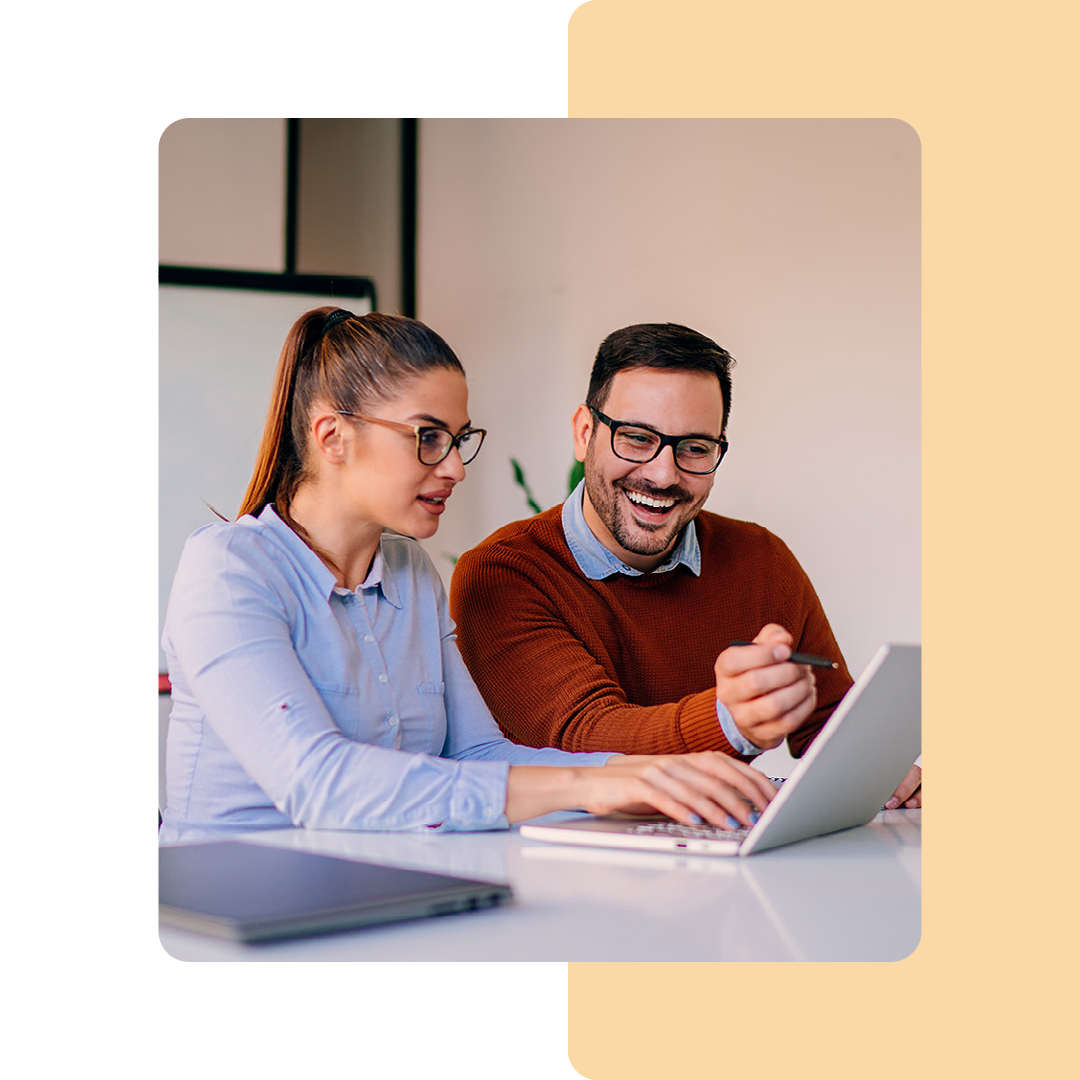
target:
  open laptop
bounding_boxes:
[520,642,920,857]
[160,840,513,943]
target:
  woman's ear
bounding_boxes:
[309,411,349,465]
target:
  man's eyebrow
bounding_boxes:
[622,418,721,440]
[408,413,473,433]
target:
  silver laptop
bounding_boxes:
[520,643,920,857]
[160,840,513,942]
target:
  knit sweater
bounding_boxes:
[450,506,853,758]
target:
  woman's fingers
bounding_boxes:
[622,752,777,812]
[595,756,777,828]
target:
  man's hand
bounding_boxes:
[714,624,817,751]
[885,764,922,809]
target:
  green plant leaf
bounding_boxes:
[509,457,543,515]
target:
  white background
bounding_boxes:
[9,2,916,1078]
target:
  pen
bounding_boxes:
[729,641,839,669]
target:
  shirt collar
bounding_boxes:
[360,541,403,607]
[255,505,403,608]
[560,480,701,580]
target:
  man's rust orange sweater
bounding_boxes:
[450,506,853,759]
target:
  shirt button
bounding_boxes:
[388,716,398,727]
[364,634,374,643]
[377,673,388,683]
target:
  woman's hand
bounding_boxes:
[588,752,776,826]
[506,753,776,827]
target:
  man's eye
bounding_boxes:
[680,442,712,457]
[619,431,656,446]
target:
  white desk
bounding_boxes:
[159,809,920,962]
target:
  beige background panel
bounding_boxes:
[567,1,1076,1078]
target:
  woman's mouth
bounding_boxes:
[418,492,450,515]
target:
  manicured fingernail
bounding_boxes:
[885,798,899,809]
[772,646,787,661]
[749,811,761,824]
[688,812,704,824]
[726,815,741,829]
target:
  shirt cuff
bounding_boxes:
[717,700,763,757]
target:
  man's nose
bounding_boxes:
[636,443,681,486]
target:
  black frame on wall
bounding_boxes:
[161,117,419,315]
[400,118,417,318]
[157,264,376,308]
[284,117,415,315]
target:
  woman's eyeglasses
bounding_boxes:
[336,411,487,466]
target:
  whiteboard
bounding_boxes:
[159,272,374,669]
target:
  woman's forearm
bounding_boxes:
[504,766,589,823]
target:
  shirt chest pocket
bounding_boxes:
[407,681,447,755]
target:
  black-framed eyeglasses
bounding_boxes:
[335,411,487,465]
[590,408,728,475]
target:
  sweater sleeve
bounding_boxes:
[451,540,746,757]
[431,565,616,767]
[763,531,854,758]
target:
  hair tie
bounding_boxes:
[321,309,354,337]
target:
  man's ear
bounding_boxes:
[571,404,593,464]
[310,411,349,465]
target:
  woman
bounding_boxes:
[160,308,775,842]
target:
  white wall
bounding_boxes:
[159,118,287,271]
[416,119,920,774]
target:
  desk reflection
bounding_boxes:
[517,813,920,961]
[159,810,920,962]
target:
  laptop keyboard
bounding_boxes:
[626,779,788,842]
[628,821,751,841]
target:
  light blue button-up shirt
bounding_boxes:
[160,505,611,842]
[561,481,762,756]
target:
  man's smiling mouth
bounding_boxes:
[625,490,676,510]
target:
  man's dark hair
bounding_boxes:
[585,323,736,435]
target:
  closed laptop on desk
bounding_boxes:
[520,643,920,858]
[159,840,513,942]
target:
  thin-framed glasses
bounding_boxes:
[335,411,487,465]
[590,408,727,475]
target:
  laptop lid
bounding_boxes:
[519,643,921,857]
[740,642,920,853]
[159,840,513,943]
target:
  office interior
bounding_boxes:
[160,117,920,787]
[158,118,921,962]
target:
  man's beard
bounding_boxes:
[583,444,702,558]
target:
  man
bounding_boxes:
[451,323,921,807]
